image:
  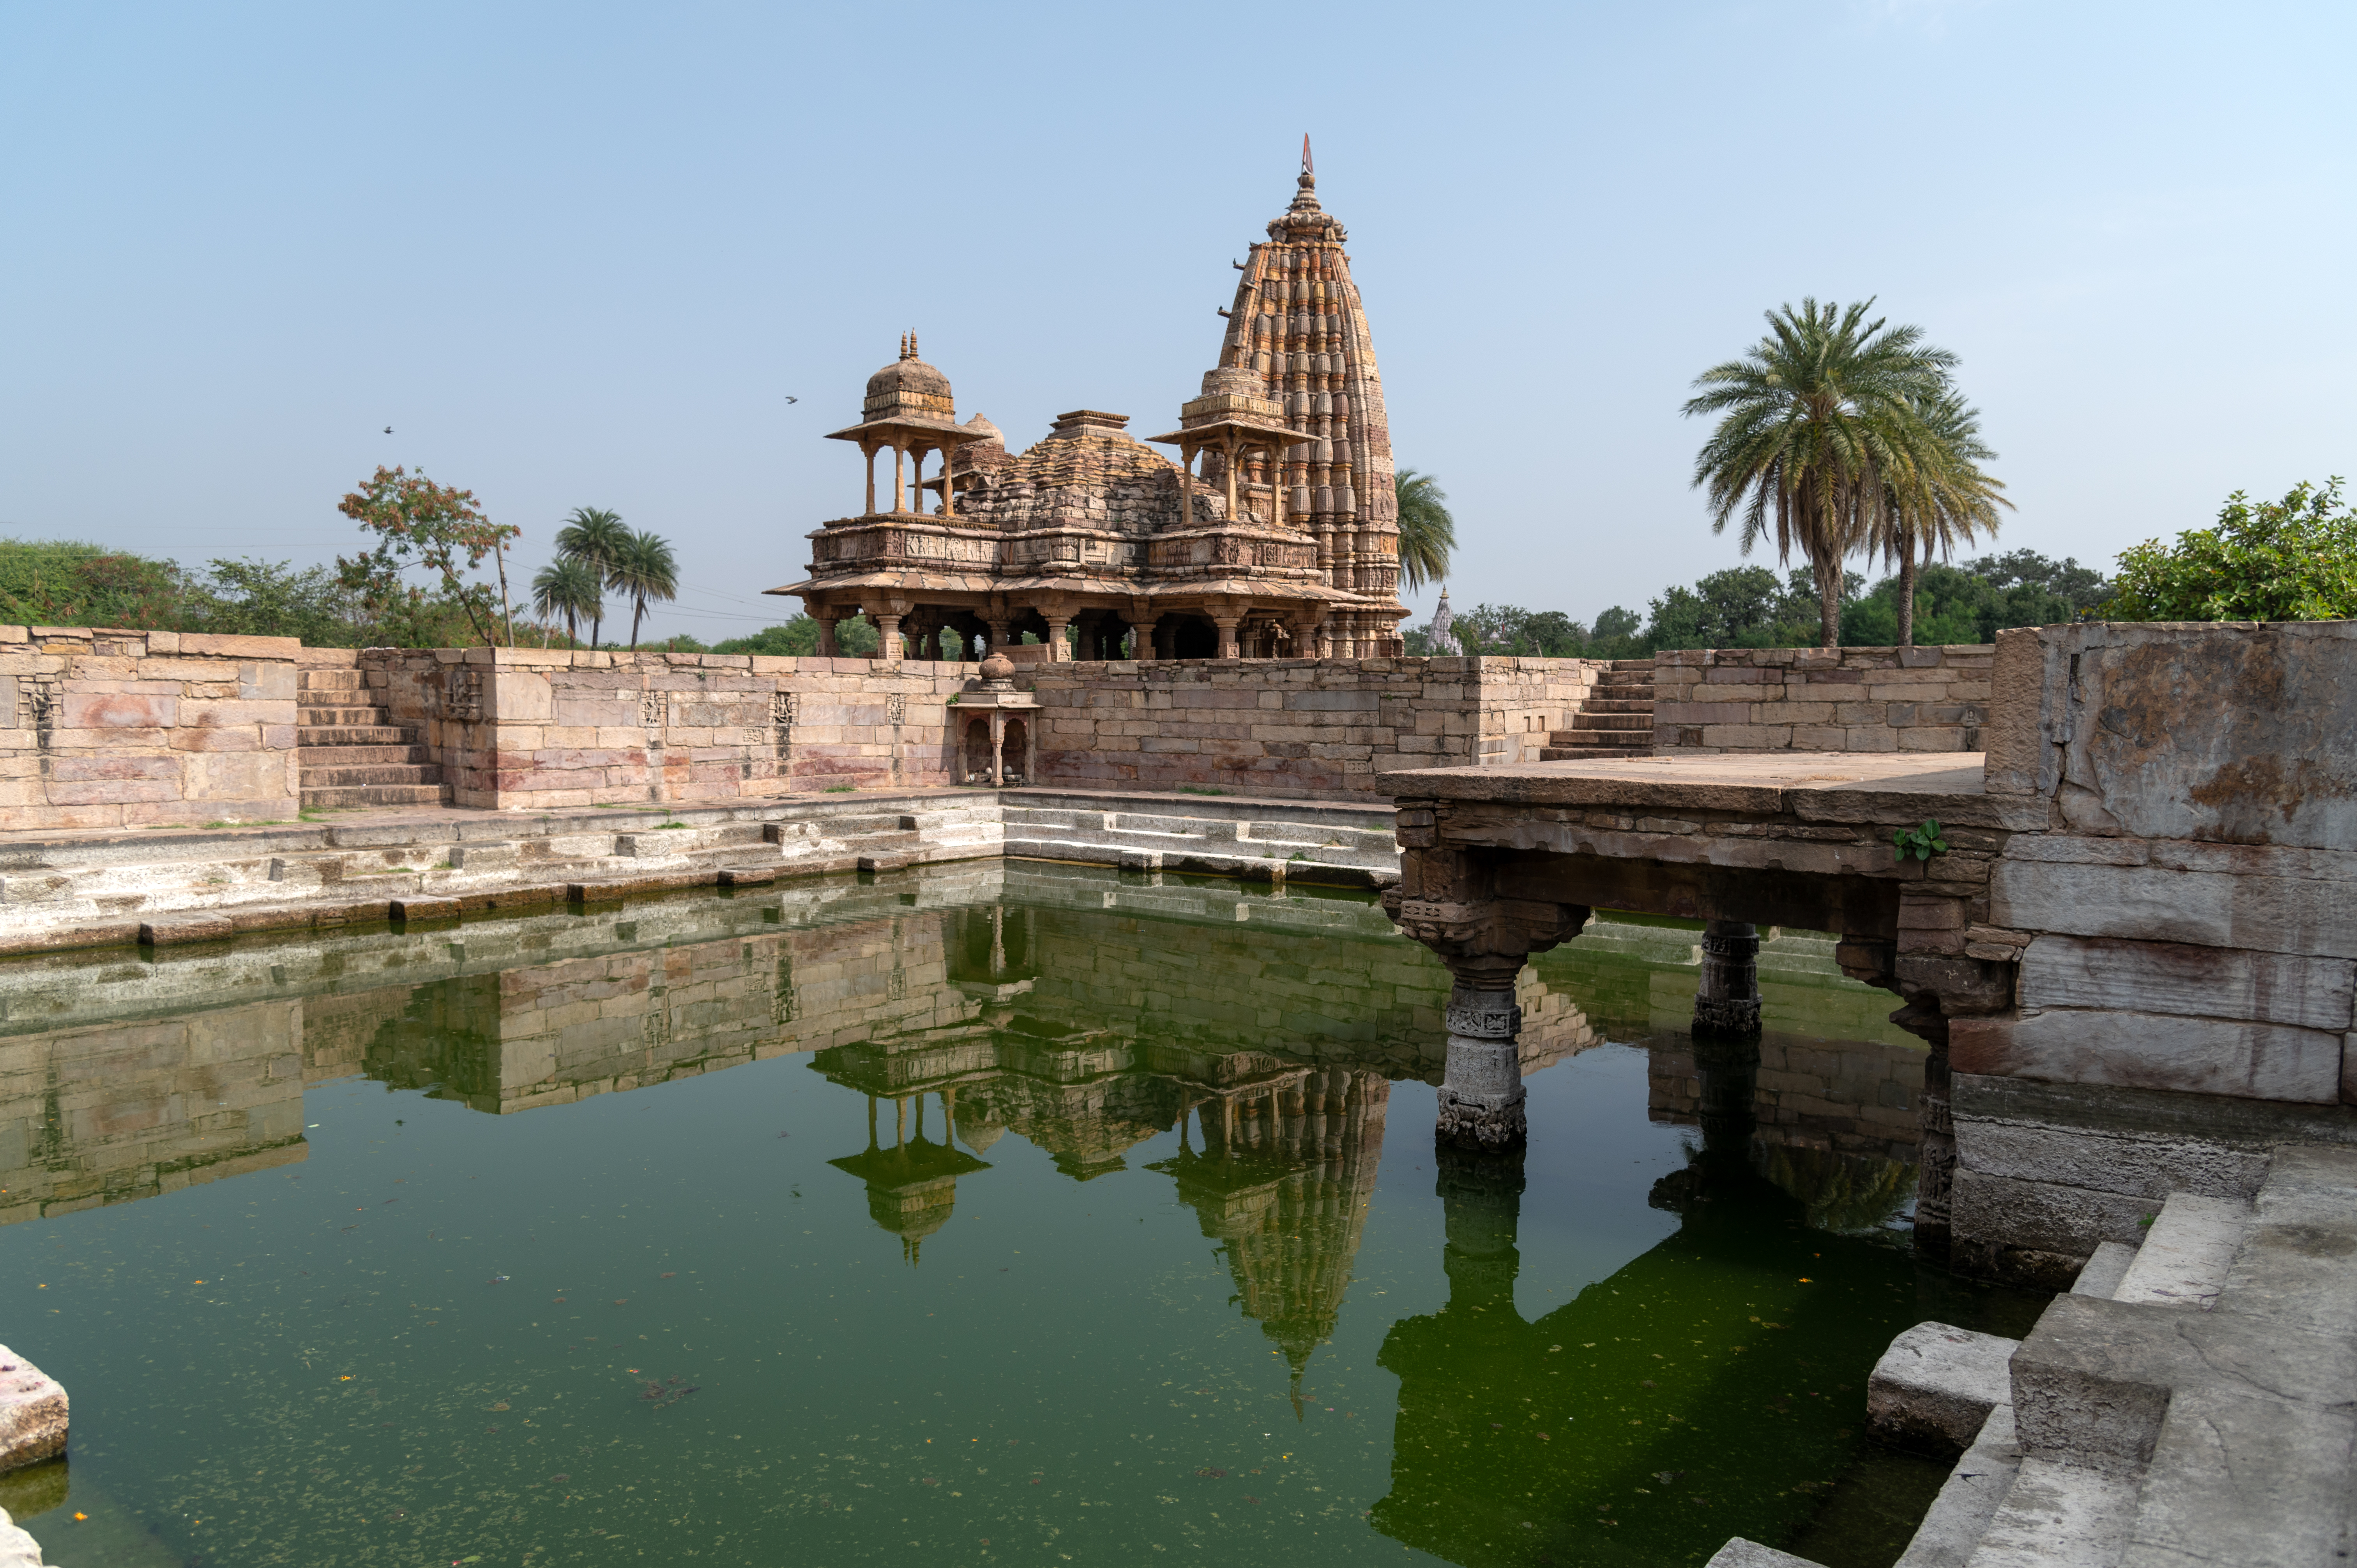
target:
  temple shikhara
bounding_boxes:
[772,146,1407,661]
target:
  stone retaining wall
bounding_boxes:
[1030,655,1601,798]
[1652,644,1994,755]
[0,636,1615,822]
[1,626,302,830]
[350,646,974,809]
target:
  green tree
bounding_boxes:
[0,540,186,629]
[554,506,631,648]
[1393,470,1457,592]
[1685,299,1958,647]
[189,557,360,645]
[1965,548,2108,618]
[2109,479,2357,622]
[712,615,879,657]
[336,466,519,648]
[1867,388,2011,644]
[530,556,605,646]
[610,529,680,650]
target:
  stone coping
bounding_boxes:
[1376,751,1989,812]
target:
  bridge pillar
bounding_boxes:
[1692,920,1762,1036]
[1381,828,1587,1152]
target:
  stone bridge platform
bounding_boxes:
[1379,620,2357,1287]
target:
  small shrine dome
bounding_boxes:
[867,334,952,403]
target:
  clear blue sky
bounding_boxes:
[3,1,2350,642]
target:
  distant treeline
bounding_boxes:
[1410,550,2109,658]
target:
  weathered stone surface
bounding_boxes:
[2071,1240,2138,1299]
[1951,1009,2345,1103]
[0,1506,47,1568]
[1990,858,2357,959]
[1867,1321,2018,1456]
[2012,1293,2357,1475]
[1703,1540,1825,1568]
[2112,1192,2249,1308]
[2020,933,2355,1030]
[2038,620,2357,849]
[1955,1455,2137,1568]
[0,1351,66,1472]
[1891,1400,2020,1568]
[2216,1144,2357,1340]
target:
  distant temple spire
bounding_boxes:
[1426,589,1461,656]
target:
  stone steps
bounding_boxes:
[1541,658,1655,762]
[0,791,1393,953]
[301,763,451,789]
[300,705,398,727]
[294,673,446,808]
[300,782,453,809]
[1848,1146,2357,1568]
[297,725,415,747]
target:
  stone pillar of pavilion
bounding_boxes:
[1380,830,1587,1151]
[821,334,989,521]
[1692,920,1763,1036]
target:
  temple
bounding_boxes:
[770,146,1409,662]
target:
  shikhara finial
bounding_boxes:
[910,332,919,358]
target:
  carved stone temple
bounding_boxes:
[771,150,1408,663]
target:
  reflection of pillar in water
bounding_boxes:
[1435,1141,1523,1311]
[1692,920,1762,1037]
[1691,1029,1762,1172]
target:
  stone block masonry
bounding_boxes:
[0,638,1621,823]
[355,646,977,810]
[1030,654,1601,798]
[0,625,301,830]
[1652,644,1993,756]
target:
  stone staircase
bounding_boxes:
[1740,1146,2357,1568]
[1540,659,1655,761]
[296,667,450,809]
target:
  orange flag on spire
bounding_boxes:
[1302,133,1313,176]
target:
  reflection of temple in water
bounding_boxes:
[806,902,1397,1391]
[1148,1068,1387,1414]
[828,1090,990,1264]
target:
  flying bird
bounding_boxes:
[783,396,799,404]
[383,426,393,434]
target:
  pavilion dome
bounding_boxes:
[862,332,956,424]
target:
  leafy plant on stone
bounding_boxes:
[1892,819,1949,862]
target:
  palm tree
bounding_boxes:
[1393,469,1456,592]
[1870,388,2012,645]
[529,556,604,647]
[553,506,630,647]
[610,529,679,651]
[1684,299,1957,647]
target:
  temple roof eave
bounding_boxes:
[825,417,993,446]
[1143,420,1317,448]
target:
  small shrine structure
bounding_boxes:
[770,146,1410,662]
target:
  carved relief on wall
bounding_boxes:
[445,668,484,724]
[639,692,663,727]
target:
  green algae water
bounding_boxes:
[0,862,2040,1566]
